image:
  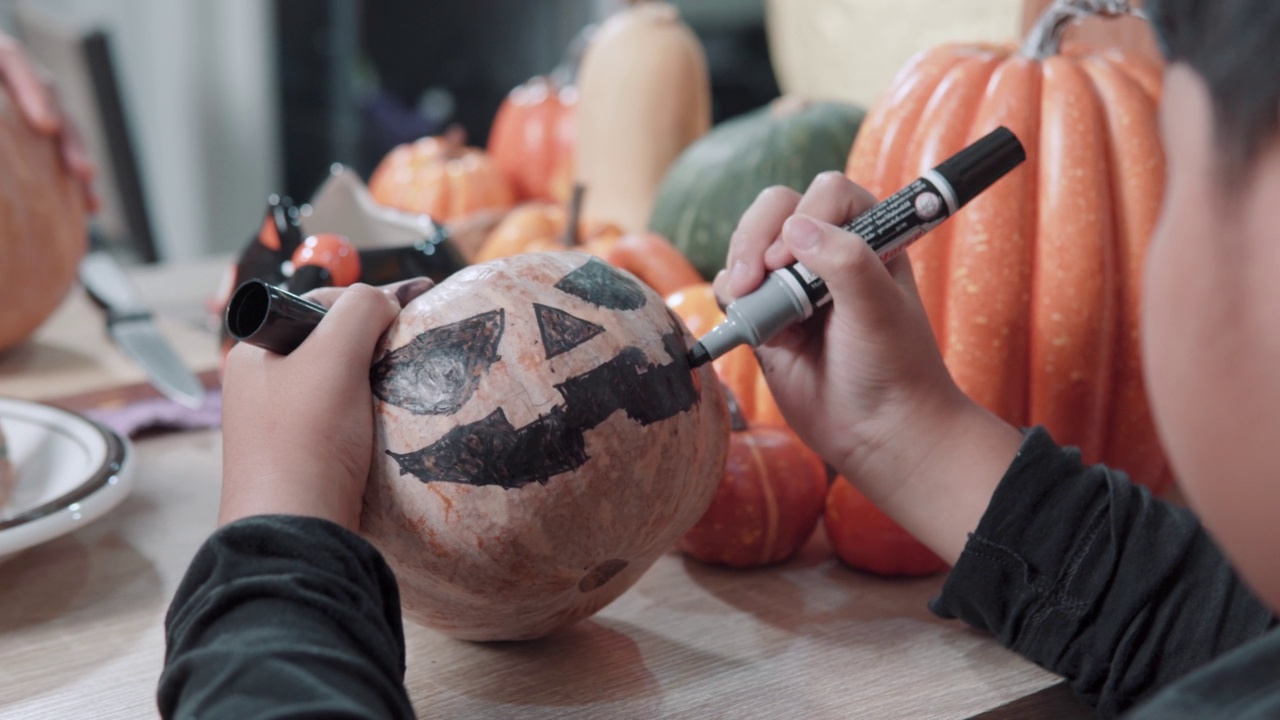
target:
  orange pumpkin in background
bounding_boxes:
[0,89,88,353]
[825,477,949,577]
[846,0,1170,494]
[487,28,586,204]
[369,127,516,222]
[477,187,702,298]
[678,388,828,568]
[666,283,786,429]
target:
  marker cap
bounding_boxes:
[933,126,1027,208]
[225,279,328,356]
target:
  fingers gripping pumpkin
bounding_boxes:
[361,252,730,641]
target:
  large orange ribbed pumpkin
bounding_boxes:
[361,251,729,641]
[0,89,87,353]
[846,0,1170,493]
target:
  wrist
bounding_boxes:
[218,470,362,532]
[836,387,1023,564]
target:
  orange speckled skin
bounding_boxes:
[362,252,729,641]
[846,41,1170,494]
[0,90,87,353]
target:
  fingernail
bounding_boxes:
[785,216,820,251]
[729,260,750,288]
[393,277,434,307]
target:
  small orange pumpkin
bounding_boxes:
[368,126,516,222]
[361,251,729,640]
[665,282,785,428]
[824,476,949,577]
[845,0,1170,494]
[0,89,88,352]
[488,75,576,203]
[477,187,702,298]
[1020,0,1163,63]
[678,388,827,567]
[475,201,622,262]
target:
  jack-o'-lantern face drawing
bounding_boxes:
[360,252,729,642]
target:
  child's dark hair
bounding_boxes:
[1148,0,1280,179]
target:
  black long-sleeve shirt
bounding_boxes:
[931,427,1278,717]
[158,515,415,719]
[159,428,1279,718]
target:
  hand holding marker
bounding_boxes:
[226,127,1025,364]
[687,126,1027,368]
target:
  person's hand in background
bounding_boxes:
[0,30,99,210]
[218,278,434,531]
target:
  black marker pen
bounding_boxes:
[687,126,1026,368]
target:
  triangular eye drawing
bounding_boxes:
[535,303,605,359]
[554,257,647,310]
[371,309,504,415]
[386,316,698,490]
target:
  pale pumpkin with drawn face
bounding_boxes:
[360,251,729,641]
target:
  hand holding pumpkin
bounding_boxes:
[0,31,98,210]
[218,278,433,531]
[716,173,1023,564]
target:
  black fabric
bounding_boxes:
[932,427,1278,718]
[158,515,414,720]
[1128,627,1280,719]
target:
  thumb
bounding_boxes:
[781,214,904,320]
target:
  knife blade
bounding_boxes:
[79,250,206,409]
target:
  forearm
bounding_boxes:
[837,390,1024,565]
[158,515,414,720]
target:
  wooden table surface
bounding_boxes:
[0,259,1092,719]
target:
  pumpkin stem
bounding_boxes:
[721,383,749,432]
[1021,0,1147,59]
[549,23,596,88]
[562,183,586,248]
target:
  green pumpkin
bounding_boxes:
[648,97,865,281]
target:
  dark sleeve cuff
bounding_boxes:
[158,514,414,719]
[930,427,1275,717]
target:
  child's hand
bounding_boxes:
[219,278,433,531]
[0,32,99,211]
[714,173,1022,562]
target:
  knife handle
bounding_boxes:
[226,280,327,355]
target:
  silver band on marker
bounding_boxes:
[922,169,959,215]
[776,266,816,319]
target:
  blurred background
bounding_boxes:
[0,0,1025,263]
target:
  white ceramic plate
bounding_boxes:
[0,397,134,562]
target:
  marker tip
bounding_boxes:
[687,342,711,368]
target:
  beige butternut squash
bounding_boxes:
[573,1,711,231]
